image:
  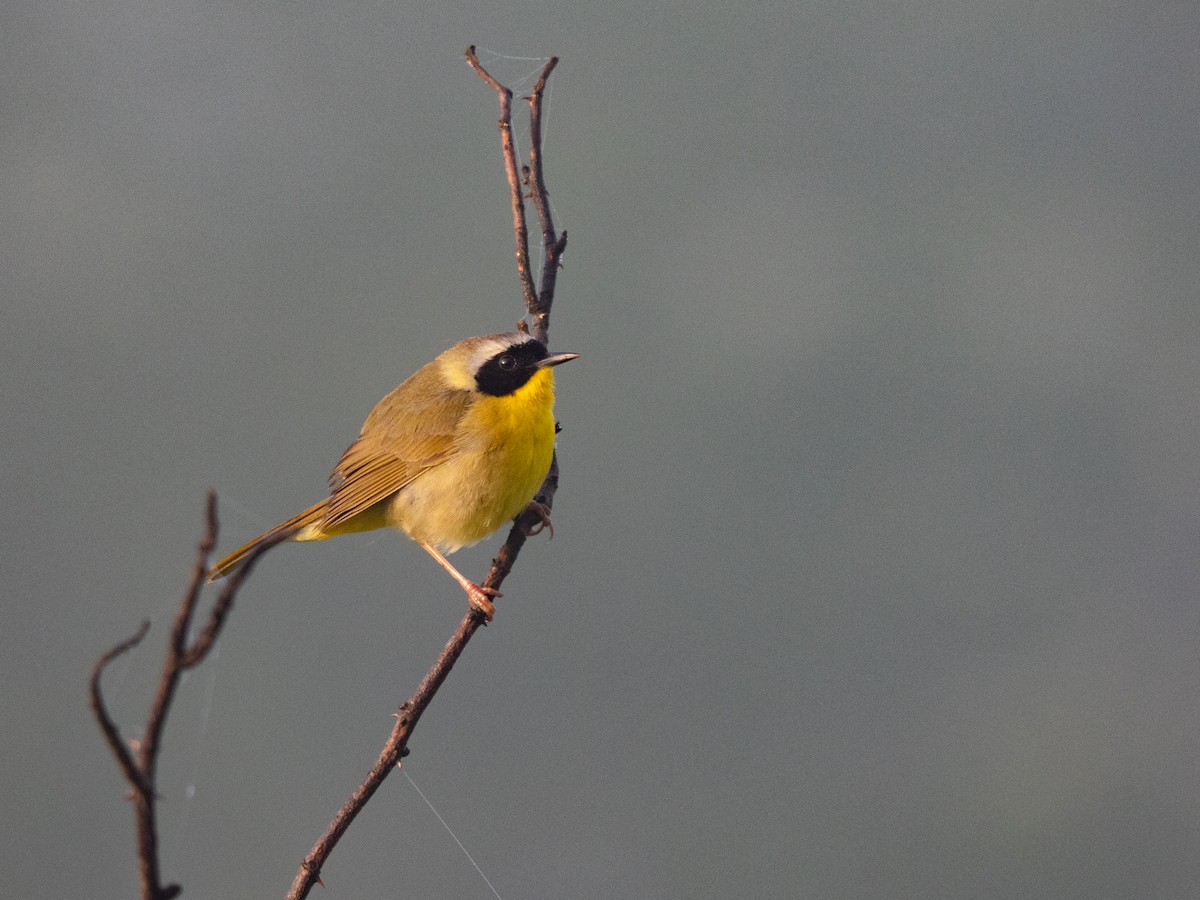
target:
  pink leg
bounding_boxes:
[418,541,501,621]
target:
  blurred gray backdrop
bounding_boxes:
[5,1,1198,898]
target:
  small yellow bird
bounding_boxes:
[208,332,578,620]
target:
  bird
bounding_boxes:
[208,331,578,620]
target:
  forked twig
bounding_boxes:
[524,56,568,343]
[466,46,566,345]
[90,492,290,900]
[286,49,569,899]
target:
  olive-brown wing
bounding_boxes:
[322,375,474,529]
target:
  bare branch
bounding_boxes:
[139,492,218,772]
[287,50,569,900]
[286,474,565,897]
[89,620,153,797]
[465,45,541,322]
[287,611,482,898]
[91,493,266,900]
[524,56,567,345]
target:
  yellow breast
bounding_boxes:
[386,368,558,551]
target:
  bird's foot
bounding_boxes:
[466,583,502,623]
[523,501,554,539]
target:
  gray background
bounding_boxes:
[6,1,1199,898]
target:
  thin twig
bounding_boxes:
[91,492,283,900]
[286,49,568,900]
[524,56,567,345]
[138,493,219,775]
[90,620,153,796]
[466,45,540,322]
[287,471,563,898]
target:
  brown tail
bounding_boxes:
[207,500,328,582]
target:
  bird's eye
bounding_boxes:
[497,354,516,371]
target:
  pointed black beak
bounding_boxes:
[538,352,581,368]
